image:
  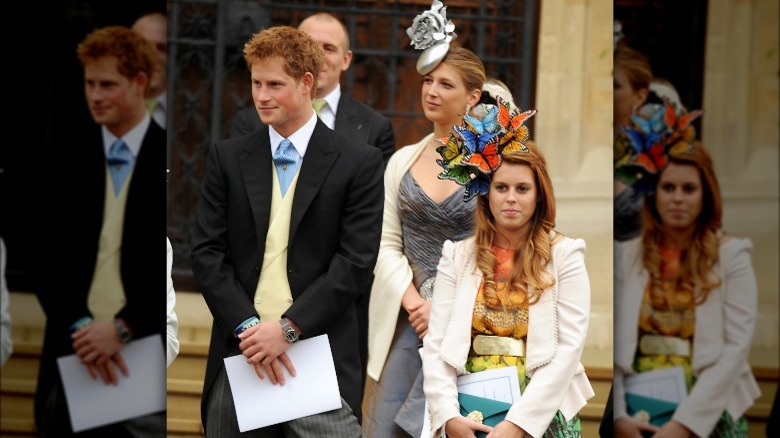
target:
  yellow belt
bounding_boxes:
[472,335,525,357]
[639,334,691,356]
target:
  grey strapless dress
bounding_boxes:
[400,171,476,296]
[363,171,475,437]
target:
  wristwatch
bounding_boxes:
[279,319,299,344]
[114,318,132,344]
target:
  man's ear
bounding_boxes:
[135,72,150,97]
[341,50,353,72]
[301,71,315,95]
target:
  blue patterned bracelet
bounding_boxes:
[234,316,261,338]
[69,316,94,334]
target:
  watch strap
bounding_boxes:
[279,319,299,343]
[113,318,132,344]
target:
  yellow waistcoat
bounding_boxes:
[253,166,301,322]
[87,167,133,322]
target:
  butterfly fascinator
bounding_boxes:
[407,0,457,74]
[614,98,703,195]
[436,96,537,202]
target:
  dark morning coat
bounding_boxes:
[191,118,384,426]
[232,93,395,389]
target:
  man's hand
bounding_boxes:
[238,321,291,362]
[85,352,129,385]
[72,321,123,365]
[250,352,297,385]
[239,321,298,385]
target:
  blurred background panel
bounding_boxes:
[1,1,167,435]
[615,0,778,435]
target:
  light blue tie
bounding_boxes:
[272,139,300,196]
[106,139,134,197]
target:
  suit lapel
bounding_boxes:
[238,130,273,248]
[334,94,368,143]
[125,121,164,216]
[289,120,339,241]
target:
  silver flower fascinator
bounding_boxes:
[613,20,624,51]
[407,0,457,74]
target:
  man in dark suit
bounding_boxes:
[191,25,383,436]
[132,12,168,129]
[232,14,393,389]
[33,26,167,437]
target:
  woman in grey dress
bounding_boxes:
[362,11,488,434]
[614,44,652,241]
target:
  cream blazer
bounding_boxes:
[423,236,594,438]
[613,237,761,437]
[367,133,435,381]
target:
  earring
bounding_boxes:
[465,103,472,115]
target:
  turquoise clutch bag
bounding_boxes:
[626,392,678,427]
[458,393,512,438]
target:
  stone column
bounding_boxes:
[703,0,779,369]
[536,0,614,368]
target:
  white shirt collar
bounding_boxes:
[102,113,151,158]
[269,111,318,159]
[156,91,167,109]
[321,86,340,115]
[315,87,341,130]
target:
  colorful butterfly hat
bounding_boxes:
[435,95,537,202]
[614,98,703,194]
[407,1,538,202]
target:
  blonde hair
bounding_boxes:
[475,142,557,305]
[614,45,653,93]
[439,46,486,95]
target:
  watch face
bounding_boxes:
[285,330,299,342]
[280,319,299,343]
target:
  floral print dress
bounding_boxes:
[465,245,581,437]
